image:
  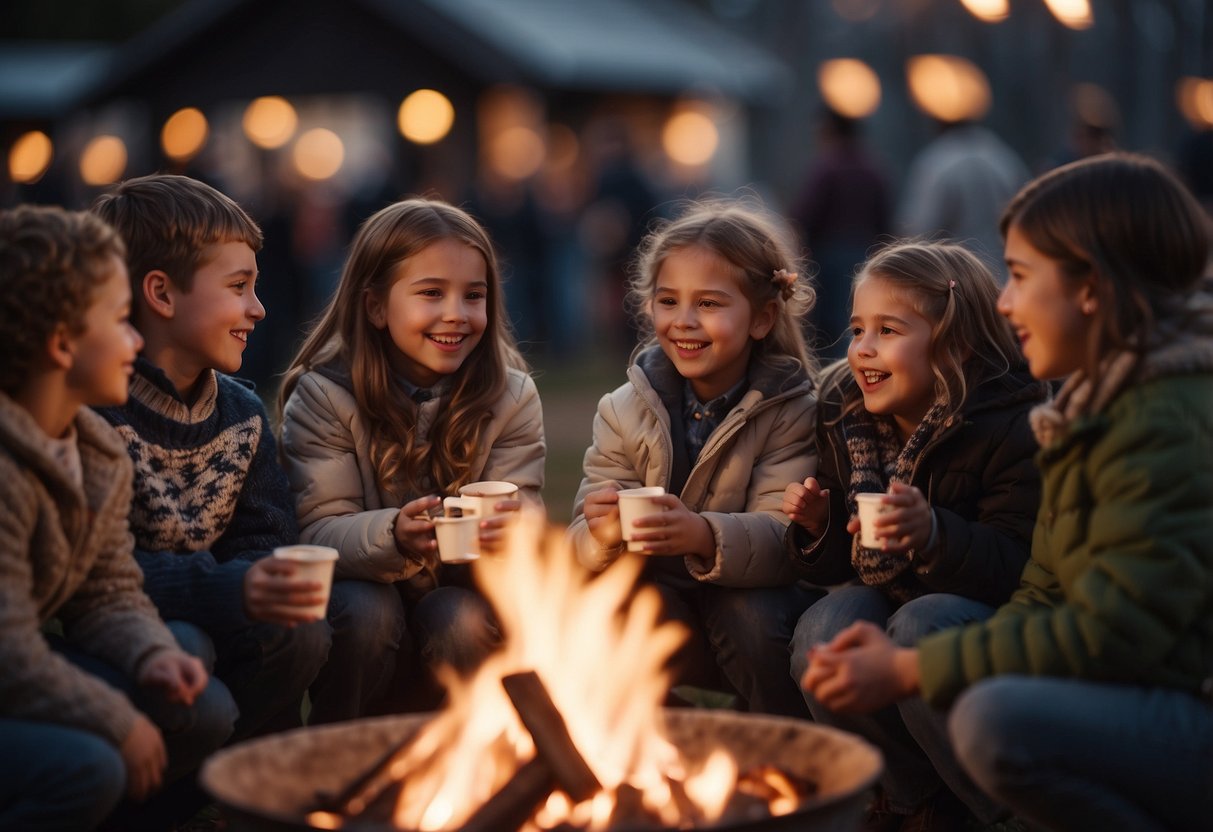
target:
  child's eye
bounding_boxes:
[850,327,863,337]
[698,299,719,308]
[466,290,486,301]
[879,326,895,335]
[656,297,676,306]
[419,288,442,298]
[232,281,248,292]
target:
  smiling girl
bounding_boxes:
[278,198,545,719]
[569,199,821,717]
[782,241,1047,826]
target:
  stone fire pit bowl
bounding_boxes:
[201,710,883,832]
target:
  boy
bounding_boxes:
[0,205,233,830]
[92,174,329,741]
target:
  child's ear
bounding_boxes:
[1076,274,1100,316]
[142,270,175,320]
[364,289,387,330]
[46,322,75,371]
[749,300,778,340]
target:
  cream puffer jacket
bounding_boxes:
[280,365,545,585]
[569,347,817,587]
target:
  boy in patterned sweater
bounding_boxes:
[92,175,329,742]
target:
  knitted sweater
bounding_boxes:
[0,392,179,746]
[95,358,298,636]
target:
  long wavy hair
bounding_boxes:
[821,240,1021,423]
[279,198,526,498]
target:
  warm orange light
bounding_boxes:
[959,0,1009,23]
[487,125,545,180]
[398,89,455,145]
[1043,0,1094,30]
[1177,77,1213,129]
[818,59,881,119]
[8,131,53,183]
[662,107,718,166]
[292,128,344,180]
[79,135,127,186]
[161,107,208,161]
[907,54,991,123]
[242,96,298,149]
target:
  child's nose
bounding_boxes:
[996,283,1013,317]
[247,288,266,321]
[443,297,469,321]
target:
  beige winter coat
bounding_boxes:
[280,365,545,585]
[569,348,817,587]
[0,393,179,746]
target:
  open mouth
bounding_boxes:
[861,369,889,385]
[428,334,466,346]
[232,330,249,343]
[673,339,707,352]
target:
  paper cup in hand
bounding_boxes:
[855,493,892,548]
[434,515,481,564]
[617,486,667,552]
[272,545,338,619]
[458,480,519,518]
[443,496,482,518]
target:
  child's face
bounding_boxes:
[167,241,263,380]
[651,245,774,402]
[847,276,936,438]
[66,255,143,407]
[370,239,488,388]
[999,224,1095,380]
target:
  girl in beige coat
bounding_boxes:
[569,199,821,717]
[279,199,545,717]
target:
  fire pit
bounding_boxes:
[201,514,882,831]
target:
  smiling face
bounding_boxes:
[847,276,937,440]
[369,238,489,388]
[66,255,144,408]
[998,223,1095,381]
[650,245,775,401]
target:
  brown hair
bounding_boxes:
[0,205,126,394]
[1000,152,1211,372]
[279,197,527,498]
[91,174,262,320]
[627,197,817,373]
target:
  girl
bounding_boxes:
[278,198,545,721]
[782,241,1047,827]
[802,153,1213,832]
[568,199,821,718]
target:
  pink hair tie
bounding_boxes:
[948,279,956,289]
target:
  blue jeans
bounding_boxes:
[413,585,499,674]
[0,719,126,831]
[951,676,1213,832]
[654,569,822,718]
[791,586,1003,821]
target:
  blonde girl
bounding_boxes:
[279,198,545,720]
[568,198,821,717]
[782,241,1047,826]
[802,154,1213,832]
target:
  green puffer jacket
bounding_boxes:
[919,301,1213,708]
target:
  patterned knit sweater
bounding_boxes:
[95,358,298,636]
[0,392,179,746]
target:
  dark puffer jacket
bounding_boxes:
[787,367,1047,606]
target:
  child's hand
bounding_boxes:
[628,494,714,558]
[478,498,521,555]
[782,477,830,537]
[874,481,932,553]
[243,557,327,626]
[137,649,208,706]
[799,620,920,714]
[394,494,441,567]
[583,485,622,549]
[120,713,166,801]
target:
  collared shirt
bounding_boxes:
[396,375,449,405]
[682,378,747,464]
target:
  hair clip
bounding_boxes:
[948,279,956,290]
[772,268,797,301]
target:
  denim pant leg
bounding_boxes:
[412,586,500,676]
[215,617,331,741]
[950,676,1213,832]
[887,594,1004,823]
[646,572,731,696]
[700,582,823,718]
[308,579,408,724]
[790,585,939,813]
[0,719,125,831]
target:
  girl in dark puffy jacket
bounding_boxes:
[783,240,1047,828]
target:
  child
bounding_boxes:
[0,205,233,830]
[91,174,330,741]
[568,199,820,718]
[782,241,1046,826]
[278,197,545,718]
[802,153,1213,832]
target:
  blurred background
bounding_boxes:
[3,0,1212,517]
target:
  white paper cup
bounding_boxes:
[617,486,667,552]
[434,515,481,564]
[855,493,892,548]
[457,480,519,518]
[443,496,482,518]
[272,545,338,619]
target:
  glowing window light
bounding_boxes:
[662,108,718,167]
[959,0,1009,23]
[242,96,298,149]
[79,135,127,186]
[398,89,455,145]
[1043,0,1093,30]
[161,107,209,161]
[1177,77,1213,129]
[487,125,545,180]
[818,59,881,119]
[907,54,991,123]
[9,131,53,183]
[292,128,344,180]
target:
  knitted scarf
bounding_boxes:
[842,399,951,603]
